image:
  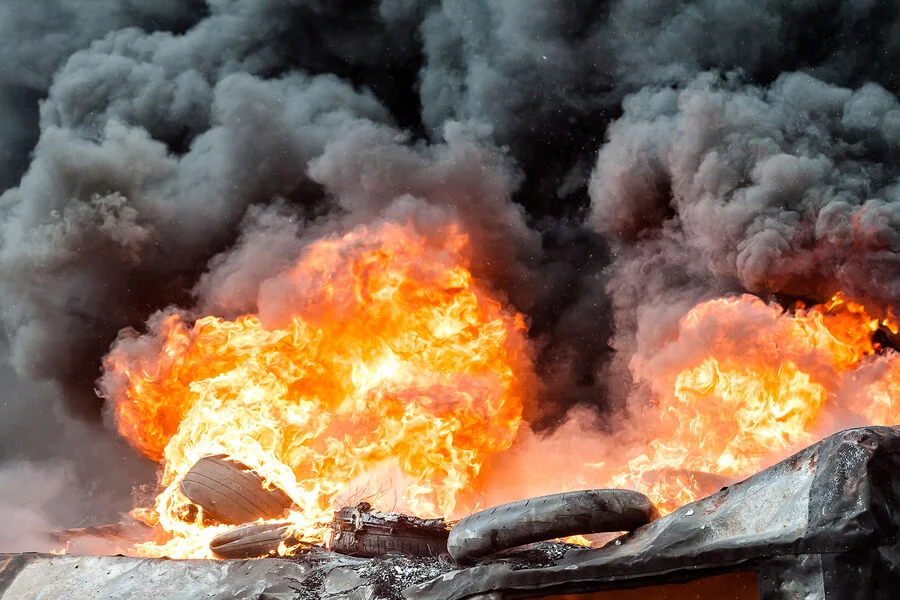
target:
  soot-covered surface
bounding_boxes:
[0,549,458,600]
[3,426,900,599]
[407,426,900,600]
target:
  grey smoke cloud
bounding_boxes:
[0,70,391,397]
[602,0,900,94]
[0,1,205,188]
[589,71,900,397]
[0,352,154,547]
[0,461,70,553]
[411,0,900,213]
[1,0,900,529]
[161,119,539,340]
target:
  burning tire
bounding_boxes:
[180,455,293,525]
[447,489,658,563]
[209,522,301,559]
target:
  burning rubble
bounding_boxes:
[61,234,900,572]
[98,218,535,558]
[21,425,900,598]
[329,502,450,559]
[2,1,900,598]
[16,138,900,599]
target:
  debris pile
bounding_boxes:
[27,427,900,599]
[178,454,656,562]
[179,455,454,560]
[330,502,451,559]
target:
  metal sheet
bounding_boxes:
[5,426,899,599]
[0,549,456,600]
[0,554,310,600]
[406,426,900,600]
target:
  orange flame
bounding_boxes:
[104,211,900,557]
[102,220,534,558]
[607,293,900,514]
[559,534,593,546]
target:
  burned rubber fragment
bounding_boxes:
[180,455,292,525]
[334,528,448,558]
[209,522,314,559]
[331,502,450,558]
[447,489,658,562]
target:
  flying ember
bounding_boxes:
[100,220,534,558]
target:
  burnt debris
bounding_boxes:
[8,426,900,598]
[209,521,314,560]
[408,426,900,600]
[330,502,451,559]
[202,497,452,560]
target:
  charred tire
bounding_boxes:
[331,530,448,558]
[447,489,658,563]
[180,455,292,525]
[209,522,296,559]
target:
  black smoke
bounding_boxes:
[2,0,900,525]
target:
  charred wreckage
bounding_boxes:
[3,425,900,599]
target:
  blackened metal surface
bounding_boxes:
[406,426,900,600]
[756,555,824,599]
[0,553,311,600]
[0,555,32,597]
[0,550,456,600]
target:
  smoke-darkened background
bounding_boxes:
[2,0,900,540]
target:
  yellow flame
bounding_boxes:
[103,220,534,558]
[605,293,900,514]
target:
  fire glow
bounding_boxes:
[608,293,900,514]
[102,220,534,558]
[102,219,900,558]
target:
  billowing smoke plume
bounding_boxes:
[590,71,900,401]
[2,0,900,525]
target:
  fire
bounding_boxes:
[560,534,593,546]
[101,220,534,558]
[102,210,900,558]
[608,293,900,514]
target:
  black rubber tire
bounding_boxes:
[179,455,292,525]
[447,489,658,563]
[209,522,295,559]
[331,530,448,558]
